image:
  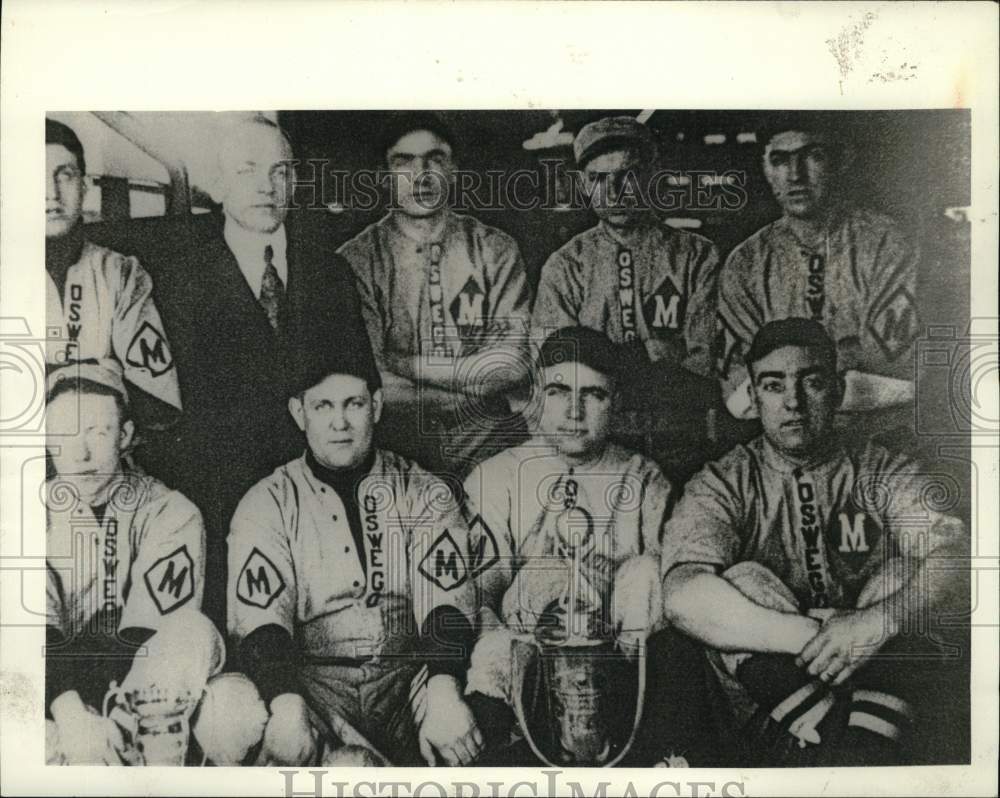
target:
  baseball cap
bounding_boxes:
[538,326,621,383]
[573,116,656,168]
[288,333,382,398]
[746,318,837,372]
[46,359,128,404]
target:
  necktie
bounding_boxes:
[259,244,284,331]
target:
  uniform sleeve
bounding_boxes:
[227,486,297,640]
[660,462,745,579]
[120,491,206,631]
[867,449,967,560]
[859,223,920,379]
[638,464,675,557]
[337,236,389,366]
[715,245,763,399]
[481,231,533,346]
[463,461,515,613]
[406,473,479,631]
[110,255,183,415]
[682,236,722,378]
[531,250,581,340]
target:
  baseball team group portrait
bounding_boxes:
[41,108,973,769]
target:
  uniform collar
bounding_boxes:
[303,447,378,496]
[48,467,144,517]
[598,213,660,248]
[777,203,847,249]
[387,208,454,245]
[530,437,613,473]
[757,435,843,475]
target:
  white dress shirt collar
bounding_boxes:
[223,217,288,299]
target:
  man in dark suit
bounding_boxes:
[152,116,374,627]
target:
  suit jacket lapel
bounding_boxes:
[206,226,279,341]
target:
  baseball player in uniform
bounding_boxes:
[716,114,919,443]
[45,361,217,765]
[337,113,533,478]
[532,116,721,379]
[45,119,181,427]
[226,336,484,767]
[463,328,714,765]
[662,319,968,765]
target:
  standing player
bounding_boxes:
[226,336,483,766]
[45,119,181,428]
[532,116,721,379]
[463,327,714,765]
[45,361,219,765]
[662,319,968,765]
[716,114,920,438]
[337,113,533,478]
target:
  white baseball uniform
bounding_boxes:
[337,211,532,473]
[533,219,721,377]
[463,442,672,630]
[228,449,478,655]
[46,470,206,637]
[661,437,963,611]
[45,241,182,415]
[716,209,920,400]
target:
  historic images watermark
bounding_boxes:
[280,768,748,798]
[284,163,749,215]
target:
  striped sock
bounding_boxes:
[737,656,838,760]
[838,688,913,765]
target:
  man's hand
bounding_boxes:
[418,675,483,766]
[50,690,124,765]
[795,606,892,686]
[255,693,319,766]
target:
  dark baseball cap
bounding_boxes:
[573,116,656,168]
[538,326,621,383]
[746,318,837,372]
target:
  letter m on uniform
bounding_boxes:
[236,547,285,609]
[870,287,918,361]
[838,512,869,553]
[144,545,195,614]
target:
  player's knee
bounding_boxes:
[613,554,663,634]
[193,673,269,766]
[722,561,799,613]
[467,627,518,702]
[124,609,225,692]
[855,557,907,608]
[151,607,220,651]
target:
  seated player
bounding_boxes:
[463,327,715,765]
[226,336,483,767]
[45,361,218,765]
[662,319,968,765]
[45,119,181,428]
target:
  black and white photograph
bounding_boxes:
[2,2,997,797]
